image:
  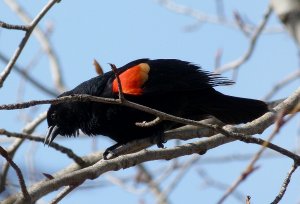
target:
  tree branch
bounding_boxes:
[0,146,31,202]
[215,5,273,73]
[0,0,60,88]
[0,112,46,193]
[271,162,298,204]
[0,53,58,97]
[0,20,29,31]
[263,69,300,100]
[0,129,86,167]
[3,0,65,92]
[50,184,80,204]
[2,85,300,203]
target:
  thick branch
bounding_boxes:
[3,85,300,203]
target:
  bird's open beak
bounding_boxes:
[44,125,60,146]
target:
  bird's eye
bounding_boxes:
[51,112,57,120]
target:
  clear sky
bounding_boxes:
[0,1,300,204]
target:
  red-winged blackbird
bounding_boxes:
[46,59,268,158]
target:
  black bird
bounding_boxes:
[46,59,268,158]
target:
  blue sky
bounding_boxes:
[1,1,300,203]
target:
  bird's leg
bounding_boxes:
[103,142,123,160]
[151,132,166,148]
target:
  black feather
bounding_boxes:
[46,59,268,158]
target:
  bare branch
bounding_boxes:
[0,146,31,202]
[215,5,273,73]
[3,85,300,203]
[217,110,296,203]
[4,0,65,92]
[0,94,120,110]
[0,95,226,134]
[158,0,281,33]
[1,1,299,202]
[0,129,86,167]
[0,0,61,89]
[198,170,245,202]
[0,112,47,192]
[233,11,251,37]
[264,69,300,100]
[214,48,223,70]
[137,164,169,204]
[163,155,199,195]
[109,63,125,102]
[271,163,298,204]
[0,52,58,97]
[0,87,299,158]
[3,140,223,204]
[50,184,80,204]
[135,117,162,127]
[198,151,282,164]
[0,20,29,31]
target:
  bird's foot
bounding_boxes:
[103,143,122,160]
[151,134,166,149]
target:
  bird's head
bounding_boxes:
[45,99,81,146]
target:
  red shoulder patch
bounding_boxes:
[112,63,150,95]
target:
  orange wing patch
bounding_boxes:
[112,63,150,95]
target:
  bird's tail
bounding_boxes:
[194,90,269,124]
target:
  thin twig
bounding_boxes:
[163,155,199,195]
[135,117,162,127]
[4,0,65,92]
[50,184,80,204]
[233,11,251,37]
[137,164,169,204]
[198,170,245,202]
[215,5,272,73]
[0,0,60,88]
[105,174,144,194]
[0,52,58,97]
[0,20,29,31]
[0,94,120,110]
[217,111,295,204]
[0,112,47,193]
[198,151,281,164]
[214,48,223,70]
[271,163,298,204]
[0,129,86,167]
[109,63,125,102]
[0,146,31,202]
[264,69,300,101]
[0,94,224,133]
[158,0,281,33]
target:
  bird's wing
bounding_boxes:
[112,59,233,96]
